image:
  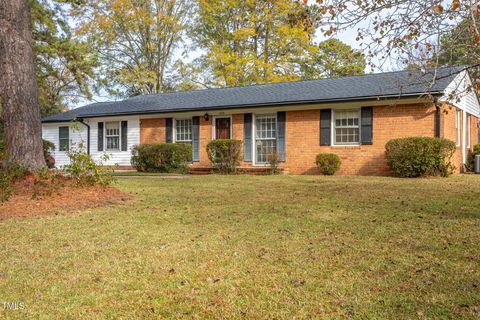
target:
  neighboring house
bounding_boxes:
[42,66,480,175]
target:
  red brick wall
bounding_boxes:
[140,118,166,144]
[284,104,437,175]
[471,113,479,148]
[198,117,213,165]
[139,104,479,175]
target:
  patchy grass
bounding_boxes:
[0,175,479,319]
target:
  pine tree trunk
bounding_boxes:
[0,0,45,170]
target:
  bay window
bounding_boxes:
[255,114,276,164]
[334,109,360,145]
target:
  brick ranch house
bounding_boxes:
[42,66,480,175]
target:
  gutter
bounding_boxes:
[77,119,91,155]
[42,91,444,123]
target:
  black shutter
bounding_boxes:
[244,113,252,161]
[192,116,200,162]
[166,118,173,143]
[320,109,331,146]
[121,121,128,151]
[98,122,104,151]
[361,107,373,145]
[277,112,286,161]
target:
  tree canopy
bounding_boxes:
[302,38,366,79]
[31,0,97,117]
[74,0,192,97]
[191,0,320,87]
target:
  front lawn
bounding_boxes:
[1,175,479,319]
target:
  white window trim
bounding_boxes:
[456,109,461,147]
[58,126,70,152]
[105,121,121,152]
[212,115,232,140]
[253,113,277,166]
[173,118,193,143]
[331,109,361,146]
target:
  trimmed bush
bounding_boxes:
[131,143,192,173]
[316,153,341,175]
[206,139,241,174]
[385,137,456,177]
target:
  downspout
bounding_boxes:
[462,110,467,172]
[78,119,91,155]
[433,97,441,138]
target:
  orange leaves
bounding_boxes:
[433,4,443,14]
[319,5,334,16]
[433,1,460,14]
[452,0,460,11]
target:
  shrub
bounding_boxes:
[131,143,192,173]
[316,154,341,175]
[43,139,55,168]
[206,139,241,174]
[63,142,114,186]
[267,152,281,175]
[466,144,480,172]
[385,137,456,177]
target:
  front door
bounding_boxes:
[215,117,231,139]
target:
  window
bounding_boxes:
[456,109,461,147]
[175,119,192,143]
[106,121,120,150]
[59,126,69,151]
[255,114,276,164]
[334,109,360,145]
[467,114,471,148]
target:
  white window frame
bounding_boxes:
[253,113,277,166]
[212,115,232,140]
[332,109,361,146]
[456,109,461,147]
[174,118,193,143]
[58,126,69,152]
[105,121,121,151]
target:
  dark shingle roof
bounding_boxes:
[42,66,464,122]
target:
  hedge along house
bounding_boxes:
[42,66,480,175]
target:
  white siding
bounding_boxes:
[441,70,480,117]
[42,122,88,167]
[42,115,140,167]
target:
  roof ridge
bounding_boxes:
[127,65,465,100]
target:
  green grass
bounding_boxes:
[1,175,480,319]
[113,171,186,176]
